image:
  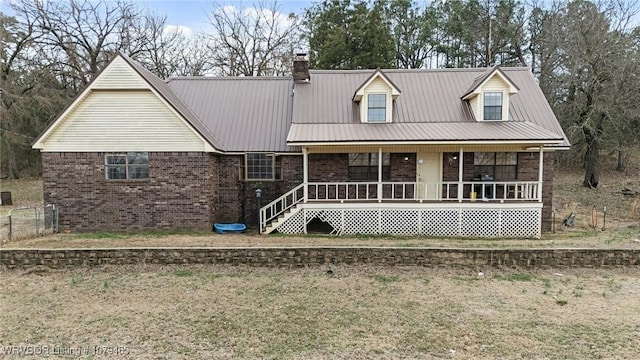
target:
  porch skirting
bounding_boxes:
[276,203,542,239]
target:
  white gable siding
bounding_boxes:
[360,77,393,123]
[92,57,148,89]
[472,75,510,121]
[482,76,507,91]
[367,77,390,92]
[40,90,211,152]
[469,96,479,120]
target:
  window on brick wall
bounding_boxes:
[246,153,275,180]
[105,152,149,180]
[473,152,517,180]
[348,153,390,181]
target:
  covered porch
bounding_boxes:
[301,144,545,203]
[260,143,552,238]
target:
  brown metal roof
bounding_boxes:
[287,121,564,144]
[291,67,569,147]
[167,76,296,152]
[120,53,224,150]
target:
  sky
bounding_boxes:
[138,0,312,34]
[0,0,313,35]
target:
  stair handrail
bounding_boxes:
[260,183,305,233]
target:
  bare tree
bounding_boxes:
[206,1,301,76]
[536,0,640,188]
[1,14,68,178]
[10,0,142,90]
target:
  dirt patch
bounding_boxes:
[1,265,639,359]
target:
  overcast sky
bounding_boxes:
[0,0,312,35]
[140,0,311,34]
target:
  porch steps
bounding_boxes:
[263,203,303,234]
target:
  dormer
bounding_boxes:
[353,69,401,123]
[461,66,519,122]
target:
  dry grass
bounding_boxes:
[2,163,640,359]
[553,152,640,232]
[3,227,640,249]
[0,178,44,212]
[1,265,639,359]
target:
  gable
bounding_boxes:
[353,70,401,101]
[38,90,213,152]
[92,56,148,89]
[33,54,217,152]
[462,68,519,100]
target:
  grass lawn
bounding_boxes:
[1,265,639,359]
[3,226,640,249]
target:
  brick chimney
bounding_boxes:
[293,53,310,83]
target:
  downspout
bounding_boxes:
[378,147,383,202]
[303,147,308,203]
[458,147,464,202]
[538,147,544,202]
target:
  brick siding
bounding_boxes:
[43,152,217,231]
[43,150,554,233]
[43,152,303,231]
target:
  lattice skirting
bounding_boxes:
[275,207,541,238]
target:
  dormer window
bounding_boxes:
[461,66,519,122]
[353,69,401,124]
[367,94,387,122]
[483,92,503,120]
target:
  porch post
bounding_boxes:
[303,147,308,203]
[457,147,464,202]
[537,146,544,202]
[378,147,383,203]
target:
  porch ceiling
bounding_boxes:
[305,144,540,153]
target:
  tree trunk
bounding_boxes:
[4,140,20,179]
[582,117,604,188]
[616,149,626,172]
[583,138,599,188]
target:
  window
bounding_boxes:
[483,92,503,120]
[105,152,149,180]
[367,94,387,122]
[348,153,390,181]
[473,152,517,180]
[246,153,274,180]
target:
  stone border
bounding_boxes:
[1,247,638,270]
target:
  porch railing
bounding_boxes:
[306,181,541,202]
[259,183,305,233]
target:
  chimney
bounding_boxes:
[293,53,310,83]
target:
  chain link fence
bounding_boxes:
[0,205,58,244]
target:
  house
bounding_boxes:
[32,53,569,238]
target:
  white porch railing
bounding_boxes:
[259,181,541,233]
[259,183,305,233]
[306,181,541,202]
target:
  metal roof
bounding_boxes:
[167,76,296,152]
[287,121,564,144]
[291,68,569,147]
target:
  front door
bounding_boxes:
[417,153,441,200]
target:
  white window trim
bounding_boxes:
[479,90,508,122]
[361,90,393,123]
